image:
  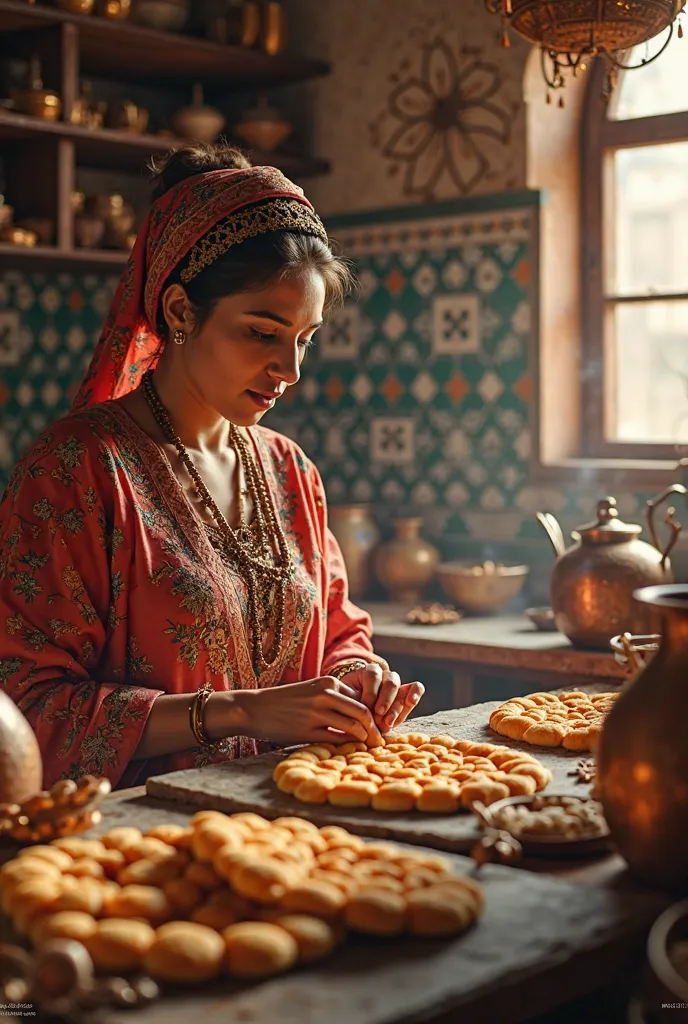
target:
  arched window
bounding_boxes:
[582,31,688,458]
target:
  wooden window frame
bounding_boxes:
[581,57,688,461]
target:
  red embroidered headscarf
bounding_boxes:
[71,165,328,412]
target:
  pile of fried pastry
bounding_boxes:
[273,733,552,813]
[489,691,620,751]
[0,811,483,986]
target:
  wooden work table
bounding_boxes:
[0,697,670,1024]
[365,603,627,706]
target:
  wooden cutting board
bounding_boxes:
[72,793,666,1024]
[146,703,595,854]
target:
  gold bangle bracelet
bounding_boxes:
[190,683,216,748]
[329,659,369,682]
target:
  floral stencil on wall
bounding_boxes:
[370,36,514,200]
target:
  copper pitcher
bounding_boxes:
[537,491,682,649]
[597,584,688,892]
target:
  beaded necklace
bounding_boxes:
[141,370,293,677]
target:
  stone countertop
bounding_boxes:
[365,603,626,681]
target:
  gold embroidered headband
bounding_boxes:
[180,197,330,284]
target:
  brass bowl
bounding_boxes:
[438,560,529,615]
[14,90,61,121]
[0,226,38,247]
[18,218,54,245]
[478,793,612,859]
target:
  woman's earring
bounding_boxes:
[173,329,186,346]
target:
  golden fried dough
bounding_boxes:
[490,690,619,750]
[145,922,225,983]
[85,918,156,973]
[273,730,550,814]
[223,922,298,978]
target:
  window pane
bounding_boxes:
[611,29,688,120]
[610,143,688,296]
[610,301,688,444]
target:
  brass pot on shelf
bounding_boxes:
[14,55,61,121]
[74,215,105,249]
[133,0,189,32]
[18,218,54,245]
[234,96,292,152]
[172,83,225,142]
[103,194,136,248]
[56,0,96,13]
[0,226,38,247]
[537,490,683,650]
[96,0,131,17]
[597,584,688,892]
[261,0,286,55]
[69,80,105,128]
[207,0,261,47]
[106,99,149,133]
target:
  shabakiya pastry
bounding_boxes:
[0,812,483,985]
[489,691,620,751]
[273,733,552,813]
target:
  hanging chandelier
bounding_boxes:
[484,1,685,101]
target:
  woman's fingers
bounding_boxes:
[322,689,383,745]
[373,670,401,718]
[325,678,359,701]
[352,664,383,708]
[383,682,424,730]
[313,709,371,743]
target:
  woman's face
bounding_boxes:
[163,268,326,427]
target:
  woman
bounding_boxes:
[0,145,424,789]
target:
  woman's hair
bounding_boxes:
[149,143,354,334]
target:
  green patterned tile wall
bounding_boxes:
[0,192,667,571]
[265,191,662,549]
[0,270,119,481]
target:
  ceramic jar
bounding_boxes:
[329,505,379,600]
[374,517,439,604]
[172,83,225,143]
[596,584,688,892]
[0,690,43,805]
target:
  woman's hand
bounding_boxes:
[338,663,425,733]
[236,677,383,747]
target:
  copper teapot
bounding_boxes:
[597,584,688,891]
[537,491,683,649]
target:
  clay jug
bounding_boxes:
[329,505,379,600]
[374,517,439,603]
[596,584,688,891]
[0,690,43,805]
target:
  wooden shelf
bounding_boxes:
[0,242,128,271]
[0,110,330,177]
[0,1,329,86]
[0,1,331,273]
